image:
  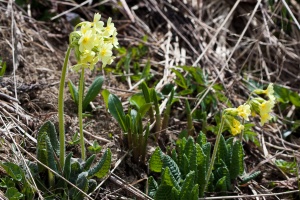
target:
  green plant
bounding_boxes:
[148,134,245,198]
[111,36,152,82]
[0,57,6,77]
[68,76,104,112]
[0,162,35,200]
[1,121,111,199]
[108,93,150,163]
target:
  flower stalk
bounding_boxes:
[204,114,225,191]
[58,46,72,168]
[78,68,86,160]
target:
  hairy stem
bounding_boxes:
[58,46,72,168]
[204,114,225,191]
[79,68,86,160]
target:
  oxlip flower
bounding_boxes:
[237,104,251,121]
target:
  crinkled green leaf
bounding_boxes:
[88,149,111,179]
[179,171,195,200]
[148,176,158,198]
[149,147,163,173]
[230,141,244,180]
[161,167,180,190]
[154,184,173,200]
[163,155,181,182]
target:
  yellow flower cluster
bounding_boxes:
[224,83,276,135]
[69,13,118,71]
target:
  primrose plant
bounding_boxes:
[0,13,117,199]
[148,83,276,199]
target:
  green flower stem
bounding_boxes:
[78,68,86,160]
[239,118,245,141]
[204,114,225,191]
[58,46,72,168]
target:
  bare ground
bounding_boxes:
[1,0,300,199]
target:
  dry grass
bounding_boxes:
[0,0,300,199]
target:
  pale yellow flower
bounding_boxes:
[70,13,118,70]
[78,30,95,52]
[230,119,244,136]
[92,13,104,31]
[259,100,274,125]
[103,17,116,37]
[237,104,251,121]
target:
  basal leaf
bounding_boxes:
[108,94,127,132]
[148,176,158,198]
[129,93,146,109]
[5,187,23,200]
[171,69,187,89]
[215,176,227,192]
[68,80,79,105]
[0,162,24,182]
[163,155,181,182]
[179,171,195,200]
[161,167,180,190]
[83,76,104,111]
[230,141,244,180]
[101,89,110,109]
[154,184,173,200]
[88,149,111,179]
[63,152,73,181]
[149,147,163,173]
[83,154,96,171]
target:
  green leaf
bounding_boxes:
[83,76,104,111]
[5,187,23,200]
[83,154,96,171]
[108,94,127,132]
[171,69,187,89]
[88,179,97,194]
[138,103,152,117]
[190,184,199,200]
[184,137,195,159]
[101,89,110,109]
[154,185,173,200]
[163,155,181,182]
[0,59,7,77]
[63,152,73,181]
[88,149,111,179]
[36,123,57,174]
[275,159,297,174]
[141,60,151,79]
[216,176,227,192]
[87,141,102,154]
[141,82,152,103]
[230,141,244,180]
[68,80,79,105]
[179,171,195,200]
[148,176,158,198]
[129,93,147,109]
[197,132,207,146]
[43,121,60,156]
[216,135,227,166]
[161,167,180,190]
[171,187,180,200]
[240,171,261,184]
[149,147,163,173]
[70,172,88,200]
[0,163,24,182]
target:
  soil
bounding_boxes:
[1,1,300,199]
